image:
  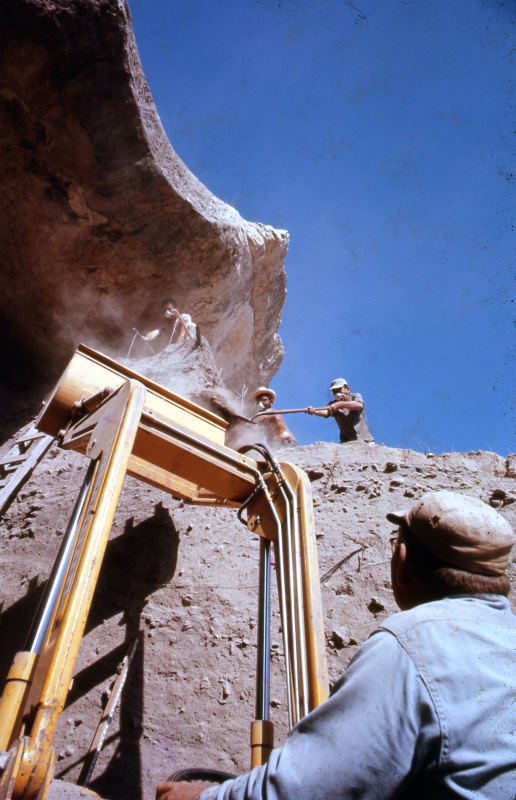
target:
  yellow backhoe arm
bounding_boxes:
[0,345,328,799]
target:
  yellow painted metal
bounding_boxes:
[246,460,328,765]
[126,456,240,506]
[250,721,274,769]
[280,463,329,710]
[127,454,203,500]
[58,402,258,503]
[0,654,37,752]
[38,345,259,503]
[129,413,257,501]
[0,380,146,800]
[0,347,330,794]
[36,344,227,445]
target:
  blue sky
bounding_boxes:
[128,0,514,454]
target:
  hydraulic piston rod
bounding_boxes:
[27,459,97,656]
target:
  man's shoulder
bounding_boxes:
[380,595,515,638]
[350,392,363,401]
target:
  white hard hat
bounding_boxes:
[330,378,348,391]
[253,386,276,402]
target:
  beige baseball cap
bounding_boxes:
[330,378,348,391]
[387,490,514,576]
[253,386,276,402]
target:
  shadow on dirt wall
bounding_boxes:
[0,502,179,800]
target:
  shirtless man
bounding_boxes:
[143,297,196,350]
[253,387,297,449]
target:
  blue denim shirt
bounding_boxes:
[201,595,516,800]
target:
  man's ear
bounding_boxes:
[393,541,409,588]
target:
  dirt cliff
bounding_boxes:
[1,418,514,800]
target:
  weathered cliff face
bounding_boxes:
[0,0,287,397]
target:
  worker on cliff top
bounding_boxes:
[143,297,197,350]
[253,387,297,449]
[306,377,373,443]
[156,489,516,800]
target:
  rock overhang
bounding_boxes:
[0,0,288,398]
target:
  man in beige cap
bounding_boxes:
[157,491,515,800]
[252,387,297,449]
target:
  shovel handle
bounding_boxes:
[251,407,327,421]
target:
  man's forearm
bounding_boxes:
[157,781,213,800]
[306,407,330,418]
[330,400,363,411]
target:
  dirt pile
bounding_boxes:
[1,423,514,800]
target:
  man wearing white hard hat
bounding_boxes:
[252,387,297,449]
[157,490,515,800]
[306,377,373,443]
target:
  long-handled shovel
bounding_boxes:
[251,407,328,422]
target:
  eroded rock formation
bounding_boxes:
[0,0,287,398]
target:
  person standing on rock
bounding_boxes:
[156,490,516,800]
[253,387,297,449]
[143,297,197,351]
[306,377,373,443]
